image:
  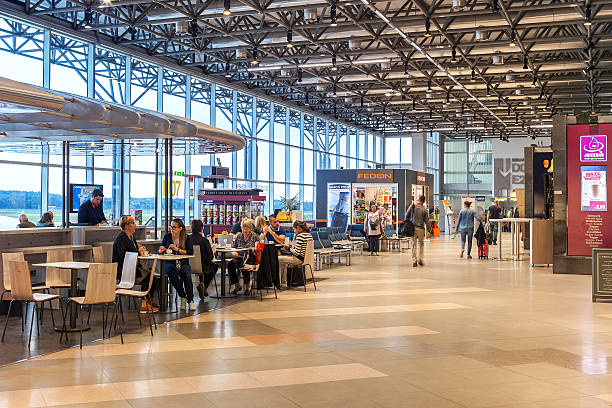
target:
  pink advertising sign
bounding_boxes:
[580,135,607,162]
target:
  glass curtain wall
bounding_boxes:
[442,139,492,199]
[426,132,441,199]
[0,14,381,228]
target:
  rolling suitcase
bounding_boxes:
[478,240,489,259]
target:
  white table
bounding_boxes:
[139,254,193,312]
[32,261,91,331]
[488,218,534,262]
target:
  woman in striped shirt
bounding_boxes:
[278,220,313,288]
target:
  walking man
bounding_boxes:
[406,195,430,267]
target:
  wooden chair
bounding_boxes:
[62,262,123,349]
[2,260,65,348]
[2,252,49,305]
[116,258,158,337]
[45,249,72,290]
[287,240,317,292]
[92,246,105,263]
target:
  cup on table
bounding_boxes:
[166,248,172,255]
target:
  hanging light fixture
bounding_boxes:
[427,78,432,92]
[584,6,592,26]
[297,68,303,82]
[330,4,337,27]
[286,29,293,48]
[424,17,432,37]
[523,54,528,69]
[451,46,458,63]
[84,8,93,29]
[223,0,231,16]
[509,30,517,47]
[330,54,338,72]
[251,48,259,66]
[304,92,309,106]
[224,65,232,79]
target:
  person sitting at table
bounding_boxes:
[278,220,314,288]
[16,214,35,228]
[230,214,248,235]
[159,218,195,311]
[113,215,158,311]
[77,189,107,225]
[253,215,266,235]
[228,219,260,295]
[36,211,55,227]
[189,219,217,300]
[263,213,286,244]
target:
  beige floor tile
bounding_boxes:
[242,303,469,320]
[504,363,584,379]
[113,377,196,400]
[0,389,46,408]
[550,375,612,395]
[184,372,263,392]
[453,367,535,385]
[203,388,299,408]
[336,325,439,339]
[247,363,386,387]
[40,384,124,406]
[534,397,612,408]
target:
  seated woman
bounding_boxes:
[36,211,55,227]
[189,219,218,299]
[278,220,314,288]
[253,215,266,235]
[228,219,260,295]
[159,218,195,311]
[112,215,157,311]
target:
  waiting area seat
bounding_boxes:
[312,230,351,270]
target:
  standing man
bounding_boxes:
[487,200,502,245]
[77,188,107,225]
[406,195,429,267]
[263,213,286,244]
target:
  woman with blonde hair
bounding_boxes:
[254,215,266,235]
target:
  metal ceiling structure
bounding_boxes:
[2,0,611,140]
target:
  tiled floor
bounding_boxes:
[2,234,612,407]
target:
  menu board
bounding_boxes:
[592,249,612,301]
[581,166,607,211]
[567,125,612,256]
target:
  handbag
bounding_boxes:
[399,219,415,238]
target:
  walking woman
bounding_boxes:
[364,205,384,256]
[159,218,195,311]
[455,201,481,259]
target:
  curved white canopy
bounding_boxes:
[0,77,245,154]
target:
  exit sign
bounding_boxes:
[173,171,185,176]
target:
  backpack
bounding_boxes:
[368,214,380,230]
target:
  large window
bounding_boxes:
[0,14,384,227]
[50,34,88,96]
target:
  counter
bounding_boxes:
[71,225,146,246]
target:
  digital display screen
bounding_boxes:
[70,184,102,213]
[581,166,607,211]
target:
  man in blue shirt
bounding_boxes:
[77,189,107,225]
[263,214,286,244]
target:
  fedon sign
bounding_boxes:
[580,135,607,162]
[356,170,392,181]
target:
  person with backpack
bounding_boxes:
[406,195,429,267]
[364,204,384,256]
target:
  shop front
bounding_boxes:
[316,169,434,231]
[552,116,612,274]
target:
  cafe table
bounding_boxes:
[32,261,91,331]
[138,254,194,313]
[211,247,250,298]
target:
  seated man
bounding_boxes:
[17,214,36,228]
[263,213,286,244]
[78,189,107,225]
